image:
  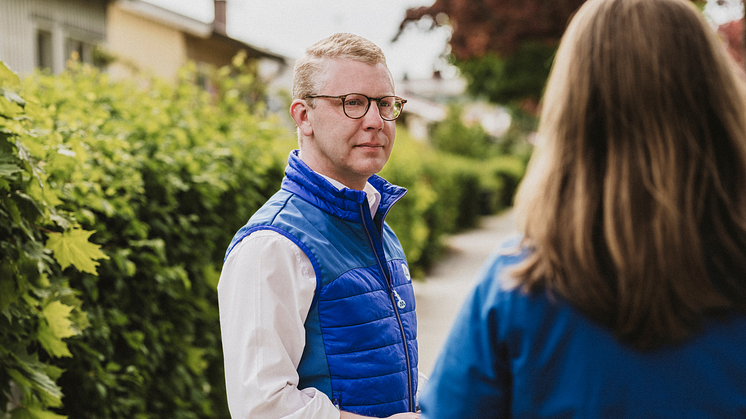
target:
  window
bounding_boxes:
[36,29,53,70]
[65,38,93,64]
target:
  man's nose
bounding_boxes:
[363,100,384,130]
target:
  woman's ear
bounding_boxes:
[290,99,314,137]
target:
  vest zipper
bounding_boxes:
[332,392,341,410]
[360,203,415,412]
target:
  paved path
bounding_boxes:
[413,209,518,376]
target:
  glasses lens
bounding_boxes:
[378,96,403,120]
[342,94,369,118]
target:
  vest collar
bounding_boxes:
[281,150,406,223]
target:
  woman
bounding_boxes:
[419,0,746,417]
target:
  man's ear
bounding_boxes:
[290,99,314,137]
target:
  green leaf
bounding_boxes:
[0,162,21,176]
[4,89,26,107]
[37,320,72,358]
[8,351,64,404]
[0,267,18,312]
[42,301,78,339]
[0,61,20,87]
[46,228,109,275]
[1,181,22,212]
[202,263,220,290]
[185,346,209,375]
[57,292,90,333]
[11,407,67,419]
[0,94,22,118]
[10,407,34,419]
[26,407,67,419]
[0,160,9,180]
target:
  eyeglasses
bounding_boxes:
[305,93,407,121]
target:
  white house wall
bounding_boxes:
[0,0,106,75]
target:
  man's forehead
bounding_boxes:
[317,59,394,93]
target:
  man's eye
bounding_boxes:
[379,100,392,108]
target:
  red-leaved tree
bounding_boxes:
[397,0,584,60]
[397,0,706,108]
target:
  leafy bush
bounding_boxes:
[378,131,438,276]
[1,56,292,418]
[1,62,109,417]
[382,130,526,277]
[429,105,492,158]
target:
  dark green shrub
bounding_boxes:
[1,62,108,418]
[4,58,292,418]
[378,130,438,277]
[382,130,527,276]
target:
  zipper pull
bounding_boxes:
[332,392,341,410]
[393,290,406,309]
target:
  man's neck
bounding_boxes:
[298,149,367,190]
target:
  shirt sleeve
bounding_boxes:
[217,230,340,419]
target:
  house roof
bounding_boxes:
[115,0,287,62]
[116,0,212,37]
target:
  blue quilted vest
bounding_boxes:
[225,151,419,417]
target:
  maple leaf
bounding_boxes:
[37,320,72,358]
[46,228,109,275]
[42,301,78,339]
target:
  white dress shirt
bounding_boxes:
[217,179,381,419]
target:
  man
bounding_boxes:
[217,33,420,419]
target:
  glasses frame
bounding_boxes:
[305,93,407,121]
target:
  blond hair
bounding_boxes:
[292,33,388,105]
[513,0,746,350]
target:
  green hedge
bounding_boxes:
[2,57,289,418]
[381,130,526,277]
[1,57,526,418]
[1,61,99,419]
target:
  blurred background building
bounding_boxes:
[0,0,515,142]
[0,0,108,75]
[0,0,291,91]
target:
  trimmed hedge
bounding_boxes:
[2,57,288,418]
[381,130,526,277]
[1,61,100,419]
[1,58,526,418]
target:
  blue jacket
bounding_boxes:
[226,150,419,417]
[420,238,746,419]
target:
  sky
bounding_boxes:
[143,0,743,81]
[142,0,453,81]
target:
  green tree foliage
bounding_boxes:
[454,43,556,105]
[429,105,491,158]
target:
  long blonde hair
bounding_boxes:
[513,0,746,350]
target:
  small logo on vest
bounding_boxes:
[393,290,406,309]
[402,263,411,281]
